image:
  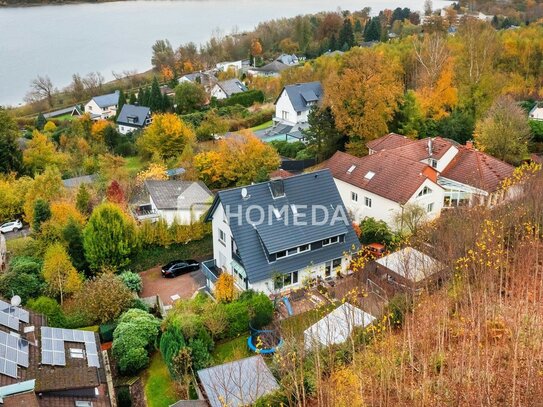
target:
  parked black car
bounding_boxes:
[161,259,200,277]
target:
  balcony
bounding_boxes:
[201,259,221,284]
[133,204,160,222]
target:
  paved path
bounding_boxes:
[140,266,206,306]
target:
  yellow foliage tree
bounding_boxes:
[328,367,364,407]
[23,130,66,174]
[136,163,168,186]
[43,121,57,133]
[214,273,236,303]
[91,120,112,143]
[137,113,195,162]
[324,48,403,155]
[0,174,33,222]
[415,60,458,120]
[42,243,83,304]
[194,131,280,188]
[23,167,64,224]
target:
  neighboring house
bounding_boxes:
[215,60,243,72]
[179,72,217,92]
[247,60,290,77]
[210,79,248,100]
[274,81,323,126]
[276,53,299,65]
[197,356,279,407]
[529,103,543,121]
[0,301,112,406]
[134,180,213,225]
[202,170,360,294]
[371,247,445,292]
[62,174,97,189]
[326,134,515,228]
[304,303,375,350]
[324,150,444,226]
[84,90,120,120]
[116,104,152,135]
[42,105,82,119]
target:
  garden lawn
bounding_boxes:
[250,120,273,131]
[143,352,178,407]
[131,235,213,272]
[124,156,145,175]
[212,335,251,365]
[6,237,34,256]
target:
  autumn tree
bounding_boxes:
[75,184,91,214]
[175,82,207,114]
[23,131,66,175]
[214,273,236,303]
[0,109,23,175]
[137,113,195,162]
[393,203,427,235]
[73,272,133,324]
[324,48,402,155]
[0,174,31,222]
[279,38,299,54]
[194,132,280,188]
[42,243,83,304]
[83,203,139,272]
[106,180,126,205]
[136,163,168,186]
[25,75,55,108]
[23,166,63,224]
[151,39,175,72]
[251,39,263,66]
[474,96,531,165]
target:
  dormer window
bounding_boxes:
[270,179,285,199]
[418,186,432,197]
[347,165,356,174]
[364,171,375,180]
[430,159,438,168]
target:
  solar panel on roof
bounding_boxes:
[41,327,100,368]
[0,312,19,331]
[0,300,30,324]
[0,358,18,379]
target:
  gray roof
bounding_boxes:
[43,105,81,119]
[206,170,360,283]
[276,54,299,65]
[145,180,213,210]
[62,174,97,188]
[279,81,323,113]
[116,104,151,128]
[198,356,279,407]
[91,90,119,108]
[169,401,208,407]
[253,60,289,73]
[217,79,248,97]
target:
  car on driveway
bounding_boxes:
[161,259,200,278]
[0,220,23,234]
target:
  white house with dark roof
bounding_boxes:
[116,104,152,135]
[134,180,214,225]
[274,81,323,126]
[202,170,360,294]
[529,103,543,121]
[210,79,248,100]
[84,90,120,120]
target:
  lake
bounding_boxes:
[0,0,450,106]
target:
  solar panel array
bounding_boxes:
[0,331,30,379]
[41,327,100,368]
[0,299,30,332]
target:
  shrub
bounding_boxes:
[119,271,143,293]
[9,256,42,275]
[189,338,212,370]
[26,296,66,327]
[114,142,137,157]
[0,271,44,304]
[246,292,274,329]
[270,140,306,159]
[214,273,235,303]
[118,347,149,375]
[387,293,413,328]
[222,90,265,108]
[160,324,186,377]
[223,301,250,338]
[116,386,132,407]
[359,217,394,246]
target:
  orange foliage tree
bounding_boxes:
[214,273,236,303]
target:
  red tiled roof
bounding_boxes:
[440,147,515,192]
[269,169,294,179]
[324,151,438,204]
[367,133,413,152]
[386,137,455,161]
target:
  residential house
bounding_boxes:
[202,170,360,294]
[133,180,213,225]
[42,105,82,119]
[210,79,248,100]
[215,60,244,72]
[0,300,112,406]
[179,72,217,92]
[197,356,279,407]
[276,54,299,66]
[116,104,152,135]
[529,103,543,121]
[370,247,445,293]
[84,90,120,120]
[324,150,444,226]
[274,81,323,126]
[325,134,515,228]
[247,60,290,77]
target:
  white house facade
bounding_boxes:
[116,104,152,135]
[84,91,120,120]
[274,82,322,126]
[529,104,543,121]
[202,171,360,295]
[211,79,248,100]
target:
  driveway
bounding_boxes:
[139,266,206,306]
[2,226,30,241]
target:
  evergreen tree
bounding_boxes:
[149,77,163,112]
[128,92,137,105]
[0,109,23,175]
[35,113,46,130]
[137,87,144,105]
[364,17,382,42]
[104,126,121,151]
[329,34,337,51]
[339,18,355,49]
[62,218,89,275]
[303,106,346,163]
[141,87,151,107]
[162,94,171,112]
[33,199,51,233]
[116,90,126,120]
[354,19,363,33]
[75,184,91,215]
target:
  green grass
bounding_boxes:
[6,236,35,257]
[53,113,77,121]
[143,352,179,407]
[79,325,99,332]
[124,156,145,175]
[132,235,213,272]
[250,120,273,131]
[212,335,251,365]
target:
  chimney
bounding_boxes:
[466,140,473,150]
[427,138,433,156]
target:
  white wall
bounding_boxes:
[530,107,543,121]
[274,90,301,125]
[118,124,138,135]
[149,196,209,225]
[434,146,458,172]
[211,85,228,100]
[334,177,444,229]
[84,99,116,120]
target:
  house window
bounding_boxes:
[351,192,358,202]
[322,236,340,246]
[274,270,299,290]
[276,251,287,259]
[430,159,438,168]
[275,244,311,260]
[219,229,226,245]
[281,111,289,120]
[325,258,342,278]
[427,202,434,213]
[365,197,372,207]
[297,111,302,116]
[418,186,432,197]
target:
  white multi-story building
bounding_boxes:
[84,90,120,120]
[274,81,322,126]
